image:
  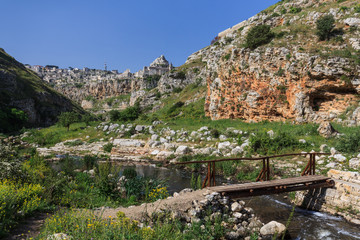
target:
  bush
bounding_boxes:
[316,15,335,41]
[58,111,80,131]
[355,5,360,13]
[103,142,114,153]
[335,130,360,153]
[210,129,220,138]
[245,25,274,50]
[167,101,184,115]
[0,180,46,236]
[109,104,141,122]
[122,168,137,179]
[289,6,301,13]
[248,131,308,155]
[0,107,28,133]
[82,155,98,170]
[174,71,186,80]
[0,144,25,181]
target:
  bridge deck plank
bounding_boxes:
[208,175,331,193]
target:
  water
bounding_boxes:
[127,164,360,240]
[52,158,360,239]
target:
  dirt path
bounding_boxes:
[4,213,50,240]
[96,189,211,221]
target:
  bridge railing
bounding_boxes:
[175,152,330,188]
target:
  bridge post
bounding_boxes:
[202,161,216,188]
[256,157,271,181]
[301,153,316,176]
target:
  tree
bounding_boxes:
[245,25,274,50]
[316,14,335,41]
[82,114,93,126]
[58,111,79,131]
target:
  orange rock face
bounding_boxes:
[205,48,359,123]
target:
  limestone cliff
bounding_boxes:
[183,0,360,124]
[0,48,83,129]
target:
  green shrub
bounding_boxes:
[248,131,308,155]
[316,14,335,41]
[0,180,47,236]
[58,111,80,131]
[245,25,275,50]
[82,155,98,170]
[174,71,186,80]
[167,101,184,116]
[355,5,360,13]
[103,142,114,153]
[63,139,83,146]
[289,6,301,13]
[173,87,183,93]
[210,128,220,138]
[223,53,231,61]
[109,104,141,122]
[122,168,137,179]
[335,130,360,153]
[0,144,25,181]
[0,107,28,133]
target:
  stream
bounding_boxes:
[127,164,360,240]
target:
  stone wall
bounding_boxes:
[294,169,360,225]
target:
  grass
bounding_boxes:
[23,121,111,147]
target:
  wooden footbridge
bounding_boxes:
[176,152,335,198]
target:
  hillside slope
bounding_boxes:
[0,48,83,132]
[179,0,360,124]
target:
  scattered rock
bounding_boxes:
[175,145,191,155]
[317,122,338,138]
[260,221,286,236]
[47,233,72,240]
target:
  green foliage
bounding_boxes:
[289,6,302,13]
[122,168,137,179]
[38,207,226,240]
[223,53,231,61]
[355,5,360,13]
[82,155,98,170]
[103,142,114,153]
[335,130,360,153]
[245,25,275,50]
[0,144,25,181]
[210,128,220,138]
[109,103,141,122]
[167,101,184,115]
[173,71,186,80]
[316,15,335,41]
[0,107,28,133]
[63,139,83,146]
[82,113,94,126]
[248,131,309,155]
[0,179,47,236]
[236,163,260,182]
[275,67,285,76]
[144,74,161,83]
[58,111,80,131]
[172,87,183,93]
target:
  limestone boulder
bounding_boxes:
[175,145,192,155]
[113,139,145,147]
[317,121,338,138]
[260,221,286,236]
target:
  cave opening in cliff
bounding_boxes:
[309,88,359,113]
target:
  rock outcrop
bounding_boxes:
[0,48,83,130]
[294,169,360,225]
[182,0,360,124]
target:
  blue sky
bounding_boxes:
[1,0,278,72]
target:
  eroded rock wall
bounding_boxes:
[294,169,360,225]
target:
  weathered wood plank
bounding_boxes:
[209,175,331,193]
